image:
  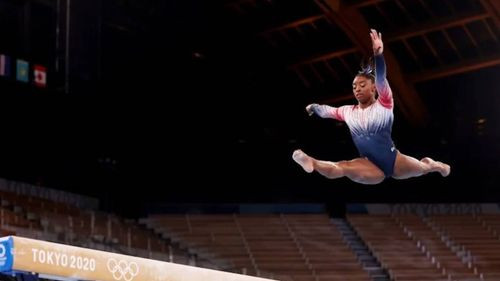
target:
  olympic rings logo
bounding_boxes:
[107,258,139,281]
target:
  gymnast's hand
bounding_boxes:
[370,28,383,55]
[306,104,317,116]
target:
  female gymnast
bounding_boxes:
[292,29,450,185]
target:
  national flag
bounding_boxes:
[16,59,29,83]
[0,54,11,77]
[34,65,47,87]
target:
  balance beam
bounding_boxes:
[0,236,276,281]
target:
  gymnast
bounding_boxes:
[292,29,450,185]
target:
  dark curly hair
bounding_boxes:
[356,57,375,83]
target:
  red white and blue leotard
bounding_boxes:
[311,54,397,177]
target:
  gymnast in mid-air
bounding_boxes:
[293,29,450,185]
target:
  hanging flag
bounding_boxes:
[34,65,47,87]
[16,59,29,83]
[0,54,11,77]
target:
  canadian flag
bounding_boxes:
[34,65,47,87]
